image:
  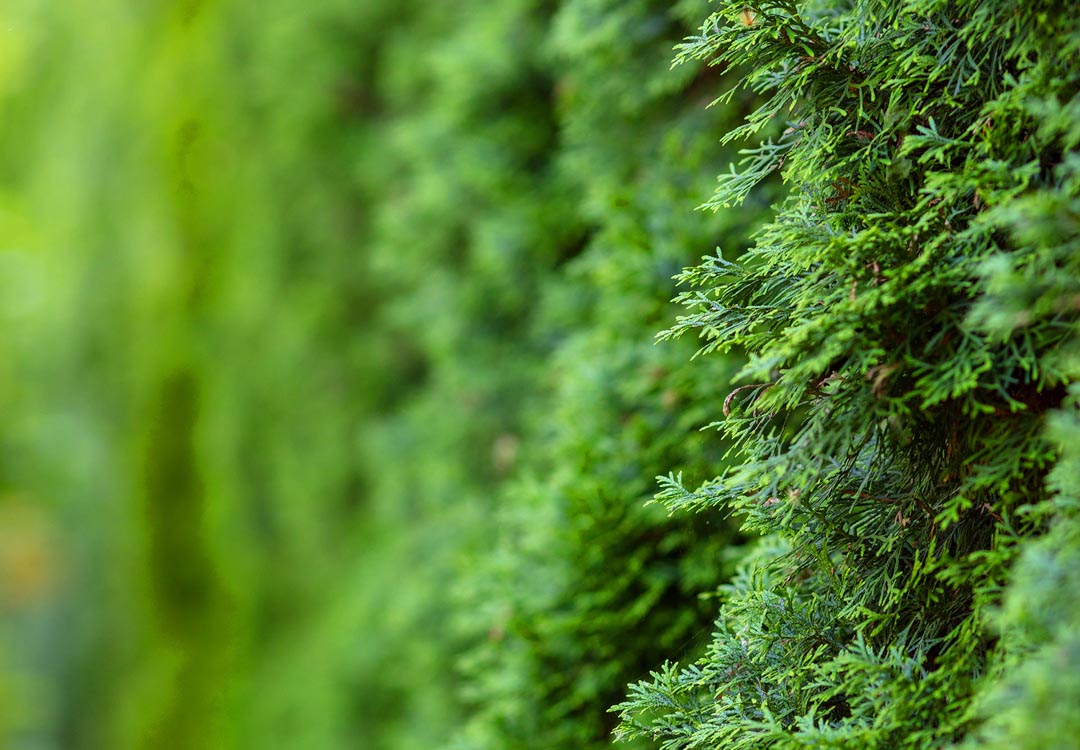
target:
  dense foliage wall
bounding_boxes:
[0,1,1076,750]
[615,2,1080,749]
[359,2,769,748]
[0,1,763,748]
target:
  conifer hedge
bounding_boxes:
[0,1,1076,749]
[615,1,1080,748]
[359,2,767,747]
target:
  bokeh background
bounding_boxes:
[0,1,770,748]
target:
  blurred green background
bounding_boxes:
[0,2,765,748]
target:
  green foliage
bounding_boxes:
[616,1,1080,748]
[3,1,1075,749]
[0,1,405,747]
[361,2,768,748]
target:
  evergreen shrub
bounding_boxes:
[4,1,1075,749]
[361,2,768,748]
[615,1,1080,748]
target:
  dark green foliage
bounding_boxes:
[362,2,767,748]
[616,1,1080,748]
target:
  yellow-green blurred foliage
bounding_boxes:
[0,1,400,747]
